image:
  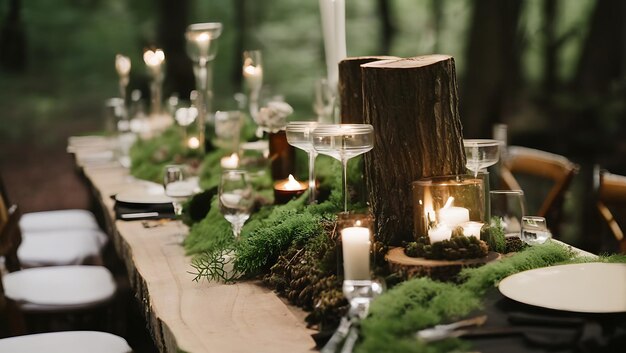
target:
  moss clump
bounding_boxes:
[405,234,489,260]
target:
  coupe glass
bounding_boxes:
[464,139,501,177]
[490,190,526,238]
[286,121,319,204]
[163,165,196,242]
[521,216,552,245]
[219,170,254,239]
[312,124,374,211]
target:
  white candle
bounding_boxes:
[194,32,210,56]
[341,226,371,280]
[437,197,470,227]
[428,224,452,243]
[115,54,131,77]
[243,64,263,89]
[461,221,484,238]
[319,0,337,88]
[220,153,239,169]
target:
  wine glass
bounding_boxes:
[163,165,196,242]
[286,121,319,204]
[464,139,501,177]
[219,170,254,239]
[490,190,526,238]
[312,124,374,211]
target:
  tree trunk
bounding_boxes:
[0,0,26,72]
[338,56,398,124]
[461,0,523,138]
[361,55,467,245]
[157,0,194,99]
[377,0,395,54]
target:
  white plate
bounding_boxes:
[115,185,173,204]
[498,263,626,313]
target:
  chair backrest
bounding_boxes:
[502,146,579,234]
[0,202,26,337]
[597,170,626,253]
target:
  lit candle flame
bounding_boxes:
[143,49,165,67]
[443,196,455,209]
[283,174,304,191]
[115,54,131,76]
[187,136,200,149]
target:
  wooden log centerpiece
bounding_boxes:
[339,56,398,124]
[360,54,467,245]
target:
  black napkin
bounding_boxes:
[114,200,175,220]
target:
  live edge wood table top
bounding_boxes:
[76,160,316,353]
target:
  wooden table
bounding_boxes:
[73,148,316,353]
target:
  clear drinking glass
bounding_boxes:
[312,124,374,211]
[521,216,552,245]
[490,190,526,238]
[464,139,501,177]
[163,165,196,242]
[286,121,319,204]
[219,170,254,239]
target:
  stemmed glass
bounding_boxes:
[185,22,223,153]
[286,121,319,204]
[312,124,374,211]
[219,170,254,239]
[242,50,263,124]
[463,139,501,177]
[163,165,196,242]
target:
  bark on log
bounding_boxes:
[339,56,397,123]
[361,54,466,245]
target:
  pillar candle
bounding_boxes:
[341,226,371,280]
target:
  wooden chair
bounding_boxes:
[597,170,626,253]
[501,146,579,236]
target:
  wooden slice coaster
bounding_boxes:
[385,247,502,282]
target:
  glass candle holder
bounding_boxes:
[412,174,486,243]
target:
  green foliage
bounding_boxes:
[482,217,506,253]
[129,127,205,183]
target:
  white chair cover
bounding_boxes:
[0,331,132,353]
[3,265,117,312]
[18,230,105,267]
[19,209,99,232]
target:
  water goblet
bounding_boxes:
[163,165,196,242]
[521,216,552,245]
[219,170,254,239]
[490,190,526,238]
[464,139,501,177]
[286,121,319,204]
[312,124,374,211]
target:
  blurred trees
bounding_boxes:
[1,0,624,169]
